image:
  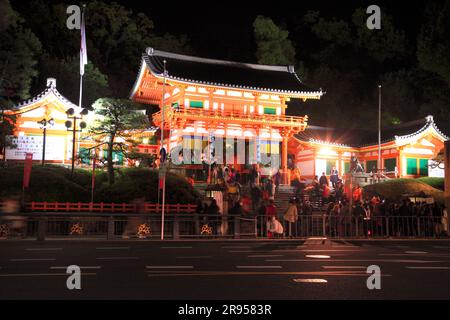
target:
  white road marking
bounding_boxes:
[25,248,62,251]
[379,253,450,257]
[305,255,331,259]
[293,278,328,283]
[50,266,101,270]
[236,265,282,269]
[147,271,392,277]
[331,245,357,248]
[0,273,96,277]
[322,266,367,269]
[388,245,410,248]
[146,265,194,269]
[302,249,360,252]
[222,246,252,249]
[406,266,450,270]
[248,255,284,258]
[10,258,56,262]
[405,251,427,254]
[96,247,129,250]
[267,259,445,263]
[176,256,212,259]
[96,257,138,260]
[273,249,359,252]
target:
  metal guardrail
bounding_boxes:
[0,214,448,240]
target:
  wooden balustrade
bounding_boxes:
[153,107,307,129]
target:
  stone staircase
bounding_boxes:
[274,185,295,215]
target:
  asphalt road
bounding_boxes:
[1,239,450,300]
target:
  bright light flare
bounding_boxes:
[293,278,328,283]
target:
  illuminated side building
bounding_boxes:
[130,47,323,183]
[1,78,80,164]
[1,78,158,166]
[293,115,449,179]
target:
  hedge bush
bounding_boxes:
[0,165,199,203]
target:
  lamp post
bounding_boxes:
[160,59,167,240]
[378,84,382,181]
[37,118,54,166]
[65,106,92,176]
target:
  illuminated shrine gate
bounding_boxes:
[130,48,323,183]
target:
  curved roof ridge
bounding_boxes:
[146,47,292,73]
[13,80,79,111]
[395,115,449,141]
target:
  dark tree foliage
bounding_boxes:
[87,98,150,185]
[3,0,450,136]
[0,0,42,106]
[9,0,191,101]
[281,5,450,134]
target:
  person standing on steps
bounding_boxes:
[283,199,298,237]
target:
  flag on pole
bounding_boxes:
[80,8,88,76]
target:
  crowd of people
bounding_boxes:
[191,165,449,239]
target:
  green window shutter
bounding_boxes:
[419,159,429,176]
[79,147,90,165]
[112,151,124,165]
[406,158,418,175]
[384,158,397,172]
[366,160,377,173]
[263,107,276,115]
[190,101,203,108]
[344,162,350,173]
[325,160,334,175]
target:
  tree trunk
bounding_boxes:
[107,135,115,185]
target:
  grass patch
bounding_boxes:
[363,178,444,204]
[415,177,444,191]
[0,165,199,203]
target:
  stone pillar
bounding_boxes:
[445,141,450,210]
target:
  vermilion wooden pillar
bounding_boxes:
[282,136,289,184]
[445,140,450,211]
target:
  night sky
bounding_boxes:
[7,0,448,132]
[124,0,428,62]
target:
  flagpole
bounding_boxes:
[160,60,167,240]
[74,4,87,175]
[378,84,382,181]
[91,153,96,204]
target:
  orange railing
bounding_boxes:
[153,107,307,129]
[0,202,196,214]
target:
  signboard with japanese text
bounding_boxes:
[5,135,66,161]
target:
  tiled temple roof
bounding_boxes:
[295,115,449,148]
[132,47,323,97]
[12,78,79,112]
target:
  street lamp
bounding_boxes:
[65,106,92,176]
[37,117,54,166]
[377,84,382,181]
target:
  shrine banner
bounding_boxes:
[23,153,33,189]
